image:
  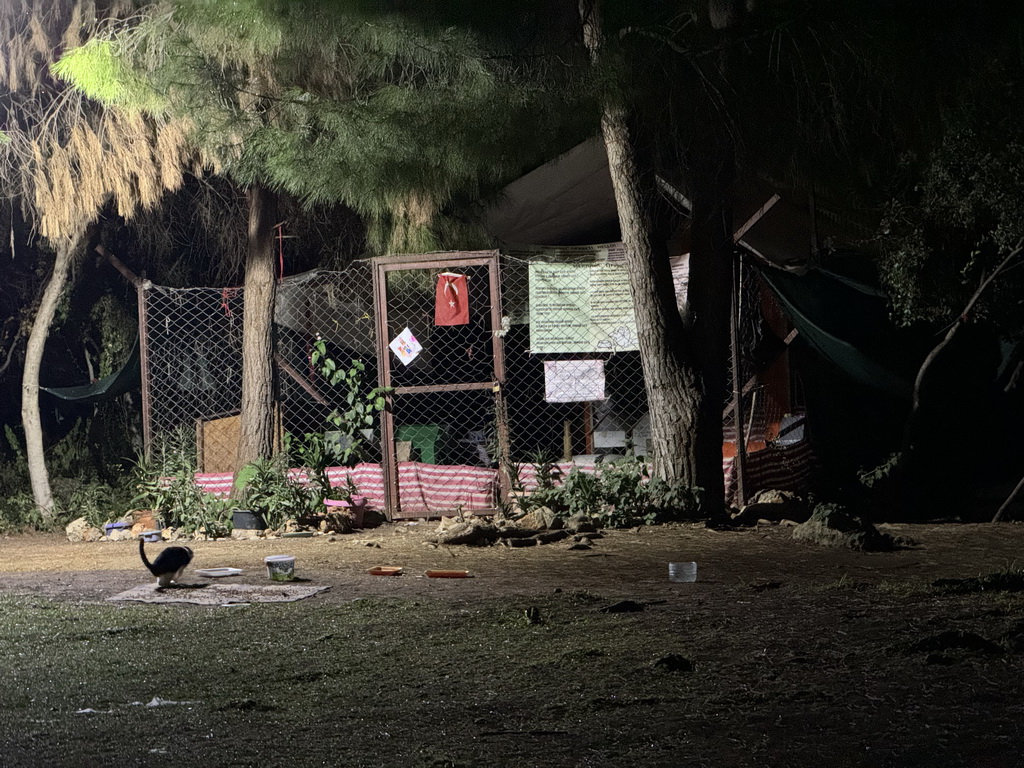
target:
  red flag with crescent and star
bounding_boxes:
[434,272,469,326]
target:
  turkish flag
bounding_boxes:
[434,272,469,326]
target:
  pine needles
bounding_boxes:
[48,0,583,253]
[0,0,199,244]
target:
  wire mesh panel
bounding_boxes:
[142,244,813,517]
[144,284,246,469]
[373,252,506,518]
[142,263,380,476]
[500,244,651,468]
[275,265,380,467]
[499,245,814,505]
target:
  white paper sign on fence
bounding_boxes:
[543,359,606,402]
[389,327,422,366]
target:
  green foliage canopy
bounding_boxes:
[54,0,587,253]
[878,53,1024,336]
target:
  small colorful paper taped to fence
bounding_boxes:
[389,327,422,365]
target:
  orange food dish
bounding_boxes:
[367,566,403,576]
[425,569,470,578]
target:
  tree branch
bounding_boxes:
[95,244,143,287]
[913,239,1023,412]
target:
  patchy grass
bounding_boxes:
[0,593,706,767]
[5,524,1024,766]
[931,568,1024,595]
[3,582,1024,767]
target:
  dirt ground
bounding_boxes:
[2,520,1021,601]
[3,521,1024,768]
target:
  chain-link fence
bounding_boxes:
[141,245,812,517]
[500,244,651,467]
[143,262,379,474]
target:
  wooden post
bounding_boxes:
[96,245,151,459]
[371,257,398,520]
[136,279,153,461]
[730,252,747,507]
[582,402,594,455]
[487,253,513,501]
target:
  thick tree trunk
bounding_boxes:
[581,0,703,489]
[677,0,743,508]
[600,107,702,485]
[236,183,279,469]
[21,236,84,521]
[688,172,734,507]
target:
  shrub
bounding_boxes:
[515,457,703,528]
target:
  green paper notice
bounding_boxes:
[528,262,638,354]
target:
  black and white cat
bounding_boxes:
[139,538,194,588]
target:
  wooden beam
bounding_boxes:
[274,354,330,407]
[95,244,143,287]
[733,194,781,243]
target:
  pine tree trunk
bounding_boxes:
[21,236,83,521]
[237,183,278,469]
[600,107,702,485]
[580,0,702,488]
[688,179,733,507]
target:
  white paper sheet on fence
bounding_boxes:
[389,326,422,365]
[543,359,606,402]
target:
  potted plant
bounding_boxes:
[235,456,311,532]
[231,463,266,529]
[131,437,233,538]
[324,476,366,528]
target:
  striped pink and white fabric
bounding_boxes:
[190,437,818,514]
[326,462,499,513]
[191,473,235,497]
[195,462,499,513]
[512,460,599,493]
[723,440,818,504]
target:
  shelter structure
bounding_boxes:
[484,136,825,504]
[131,139,838,517]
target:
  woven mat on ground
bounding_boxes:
[108,583,330,605]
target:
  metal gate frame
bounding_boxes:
[371,251,510,518]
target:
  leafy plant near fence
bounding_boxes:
[514,456,702,528]
[131,429,233,536]
[310,337,390,466]
[0,424,136,533]
[234,455,318,530]
[231,338,393,526]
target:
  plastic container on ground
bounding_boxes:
[264,555,296,582]
[668,562,697,583]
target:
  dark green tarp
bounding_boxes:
[41,339,140,405]
[757,266,916,400]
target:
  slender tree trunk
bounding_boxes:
[237,183,279,469]
[580,0,702,488]
[993,471,1024,522]
[897,242,1022,522]
[21,235,84,521]
[912,242,1022,415]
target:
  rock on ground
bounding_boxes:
[733,489,810,525]
[792,503,906,551]
[431,519,500,546]
[515,508,562,531]
[65,517,103,543]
